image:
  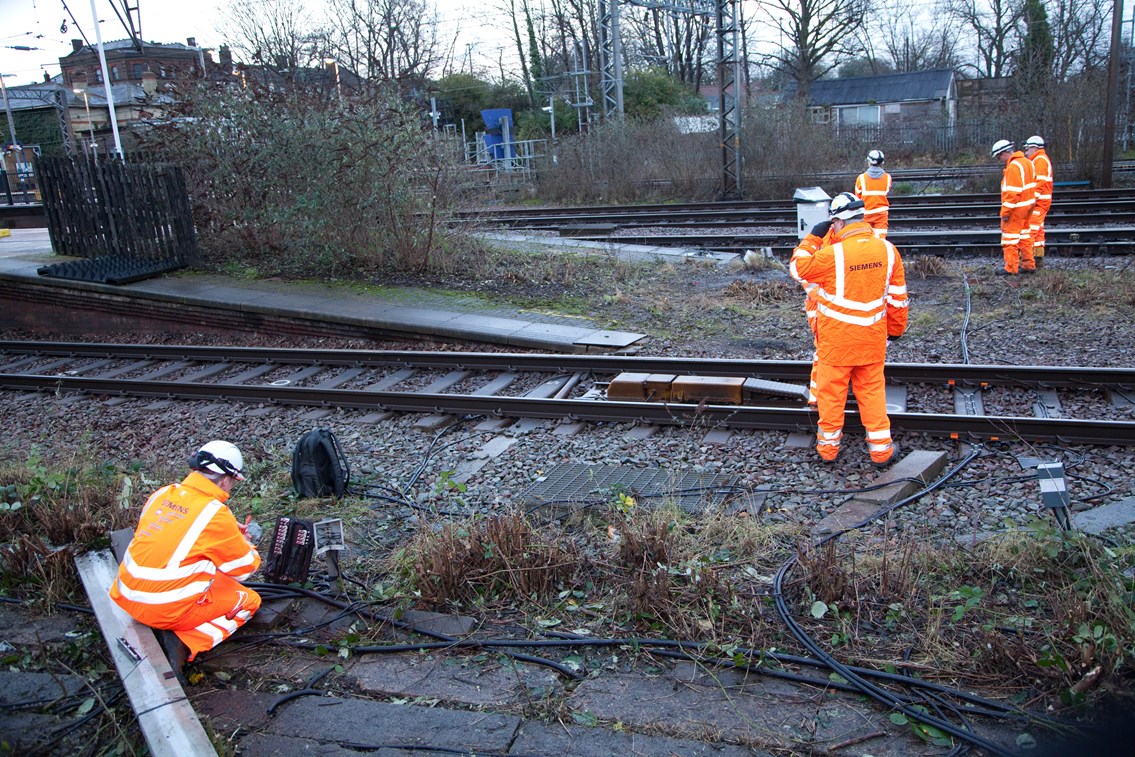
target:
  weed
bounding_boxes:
[905,255,951,279]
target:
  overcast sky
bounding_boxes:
[1,0,516,86]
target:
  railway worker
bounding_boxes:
[855,149,892,238]
[1024,135,1052,268]
[991,139,1037,275]
[790,192,908,466]
[109,440,262,668]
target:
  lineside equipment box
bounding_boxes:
[671,376,745,405]
[607,372,677,402]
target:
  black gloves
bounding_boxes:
[809,219,832,238]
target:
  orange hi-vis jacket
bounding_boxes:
[791,227,838,333]
[789,221,908,366]
[854,169,892,223]
[1030,148,1053,212]
[110,471,261,630]
[1001,151,1035,218]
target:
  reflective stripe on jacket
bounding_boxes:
[1001,152,1036,214]
[790,221,908,366]
[855,171,892,218]
[1030,149,1053,207]
[110,471,261,627]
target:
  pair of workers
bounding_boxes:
[992,136,1053,274]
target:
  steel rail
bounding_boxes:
[3,373,1135,445]
[4,342,1135,387]
[457,187,1133,218]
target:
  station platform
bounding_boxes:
[0,229,649,353]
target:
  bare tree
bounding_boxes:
[859,0,961,72]
[220,0,319,69]
[1047,0,1110,79]
[761,0,871,99]
[945,0,1023,78]
[620,6,714,85]
[324,0,440,83]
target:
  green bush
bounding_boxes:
[135,82,473,276]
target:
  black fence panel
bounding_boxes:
[34,156,199,284]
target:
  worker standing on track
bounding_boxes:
[110,440,261,667]
[1024,135,1052,268]
[991,139,1037,275]
[855,149,892,238]
[790,192,908,466]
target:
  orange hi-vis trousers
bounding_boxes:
[815,361,895,464]
[170,574,261,660]
[1030,202,1050,258]
[1000,207,1035,274]
[865,212,888,239]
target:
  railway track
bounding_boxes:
[3,341,1135,445]
[465,188,1135,255]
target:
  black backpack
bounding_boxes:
[291,429,350,498]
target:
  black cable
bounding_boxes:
[772,446,1030,756]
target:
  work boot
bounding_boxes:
[995,269,1016,276]
[817,446,839,464]
[870,443,900,469]
[1034,256,1045,269]
[157,629,190,675]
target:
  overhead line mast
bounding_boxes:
[599,0,743,198]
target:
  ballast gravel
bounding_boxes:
[1,253,1134,546]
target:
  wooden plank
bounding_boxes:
[74,550,217,757]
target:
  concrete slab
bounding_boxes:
[553,421,586,436]
[626,424,660,439]
[702,429,733,445]
[575,329,646,349]
[813,450,948,536]
[784,431,813,448]
[510,720,760,756]
[398,609,478,637]
[569,667,923,755]
[259,696,521,753]
[1073,498,1135,535]
[350,654,562,708]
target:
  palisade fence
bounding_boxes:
[35,156,199,284]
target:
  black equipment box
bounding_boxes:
[263,516,315,584]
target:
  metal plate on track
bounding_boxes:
[521,463,736,515]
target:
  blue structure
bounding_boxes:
[480,108,516,160]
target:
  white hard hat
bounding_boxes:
[867,149,885,165]
[991,139,1014,158]
[193,440,246,480]
[829,191,865,220]
[1024,135,1045,149]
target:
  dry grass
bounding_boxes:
[905,255,951,280]
[403,513,580,608]
[722,279,797,306]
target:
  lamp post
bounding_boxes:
[73,88,96,156]
[323,58,341,98]
[0,74,18,152]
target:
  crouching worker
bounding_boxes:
[110,440,261,664]
[790,193,909,466]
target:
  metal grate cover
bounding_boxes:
[521,463,736,515]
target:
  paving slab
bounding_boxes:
[812,450,948,535]
[509,720,762,756]
[259,696,521,753]
[568,665,927,755]
[350,654,562,707]
[1072,497,1135,534]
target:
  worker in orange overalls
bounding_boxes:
[790,192,909,465]
[991,139,1036,275]
[110,440,261,666]
[1024,135,1052,268]
[855,149,892,238]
